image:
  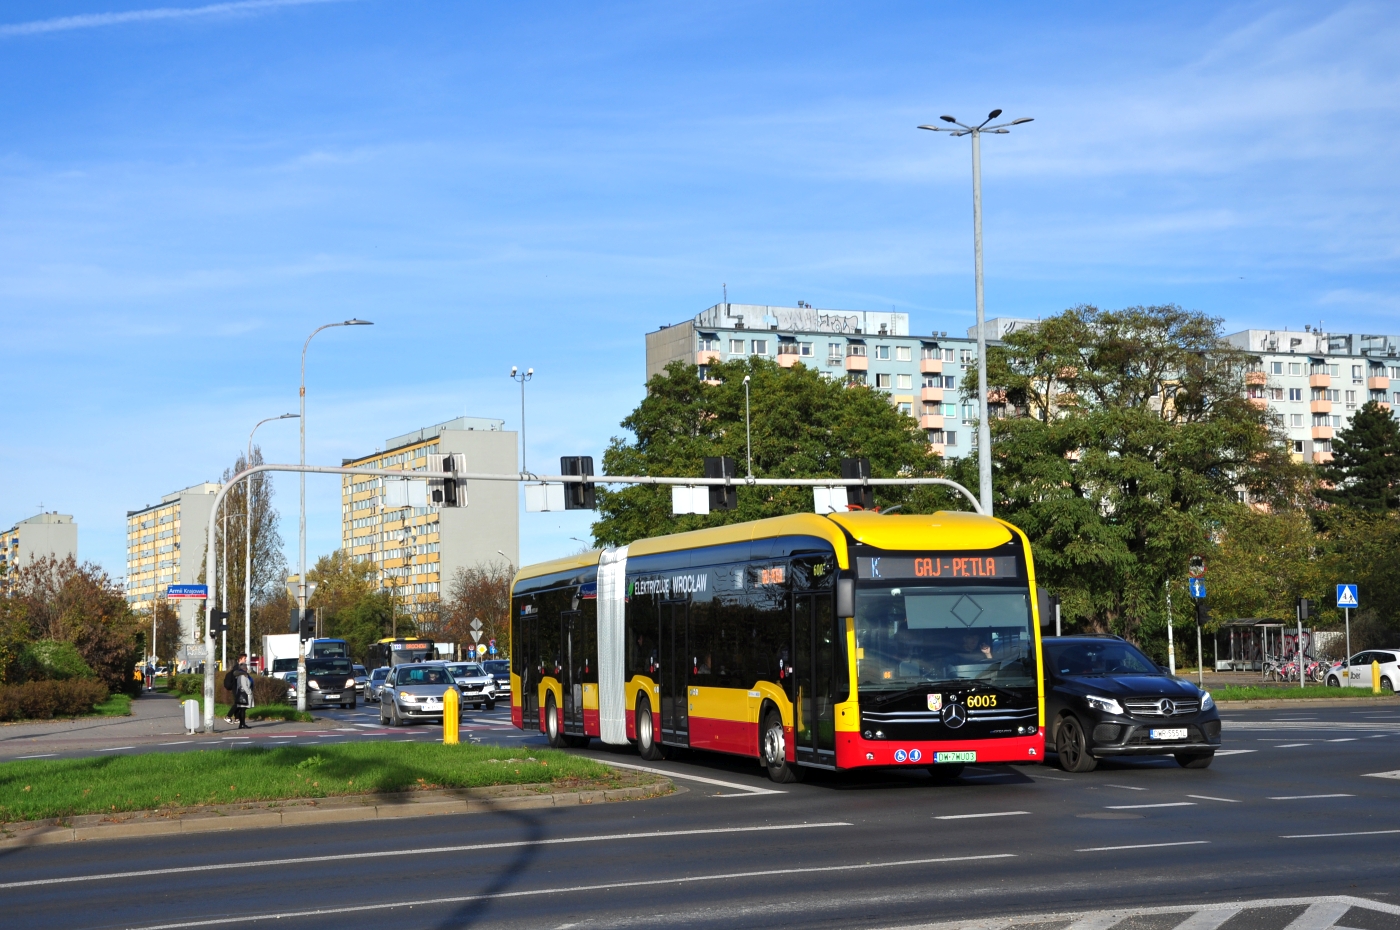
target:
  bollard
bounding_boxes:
[443,687,459,745]
[1373,660,1381,695]
[182,699,200,735]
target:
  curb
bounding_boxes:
[1217,696,1400,710]
[0,779,672,848]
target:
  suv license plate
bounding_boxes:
[934,751,976,763]
[1150,728,1188,740]
[322,693,340,700]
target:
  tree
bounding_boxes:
[146,596,184,664]
[1318,400,1400,512]
[591,357,953,546]
[971,304,1306,657]
[440,562,513,659]
[209,445,287,660]
[307,551,412,661]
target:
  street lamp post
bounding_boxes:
[246,414,297,670]
[299,320,372,710]
[509,366,533,474]
[919,109,1033,517]
[742,374,753,479]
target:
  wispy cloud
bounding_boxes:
[0,0,349,38]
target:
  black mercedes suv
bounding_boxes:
[1042,636,1221,772]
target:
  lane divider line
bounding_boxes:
[1187,795,1240,803]
[597,759,787,796]
[1105,803,1196,810]
[934,811,1031,820]
[1280,829,1400,839]
[0,822,853,890]
[1077,841,1210,852]
[121,853,1018,930]
[1268,794,1353,800]
[1103,784,1147,791]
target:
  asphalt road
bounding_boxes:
[3,703,1399,930]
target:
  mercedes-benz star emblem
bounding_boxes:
[1157,698,1175,716]
[941,703,967,728]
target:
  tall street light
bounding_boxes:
[299,319,372,711]
[509,366,533,474]
[246,413,297,670]
[919,109,1033,517]
[742,374,753,479]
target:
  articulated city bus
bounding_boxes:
[365,637,436,669]
[510,510,1047,782]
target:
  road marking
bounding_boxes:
[1104,784,1147,791]
[159,741,193,746]
[95,746,136,752]
[1282,900,1354,930]
[220,737,250,741]
[120,853,1015,929]
[1032,774,1072,781]
[1213,750,1257,755]
[1327,738,1358,742]
[598,759,787,796]
[1363,770,1400,779]
[1274,743,1312,748]
[1105,802,1196,810]
[1268,794,1353,800]
[1280,829,1400,839]
[15,753,57,759]
[934,811,1031,820]
[1077,840,1209,852]
[1187,795,1240,803]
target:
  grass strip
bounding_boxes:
[1211,684,1396,701]
[0,742,622,823]
[89,694,132,717]
[179,695,312,723]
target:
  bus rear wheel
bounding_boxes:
[635,697,664,760]
[545,694,566,748]
[761,707,802,783]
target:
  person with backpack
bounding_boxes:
[227,655,255,729]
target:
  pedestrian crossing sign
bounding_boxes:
[1337,584,1359,608]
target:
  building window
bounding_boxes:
[1292,440,1305,453]
[927,429,945,444]
[829,343,843,360]
[923,374,940,388]
[921,346,940,360]
[1332,415,1342,427]
[1329,389,1340,401]
[847,343,867,357]
[751,339,768,355]
[1288,388,1303,401]
[874,345,891,360]
[945,348,956,362]
[923,402,940,416]
[1288,362,1302,375]
[800,342,814,357]
[698,335,718,351]
[943,375,957,389]
[1353,365,1363,380]
[1290,414,1303,427]
[777,340,798,356]
[896,373,912,390]
[945,430,957,446]
[729,338,745,354]
[960,349,975,363]
[1394,392,1400,405]
[1390,366,1400,379]
[897,402,912,415]
[1268,387,1284,400]
[1248,386,1265,399]
[896,346,912,362]
[1345,390,1356,407]
[943,402,958,417]
[962,403,977,423]
[875,373,891,389]
[1317,439,1333,452]
[1312,413,1329,426]
[697,365,710,380]
[1271,362,1284,374]
[847,371,867,385]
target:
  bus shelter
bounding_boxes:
[1213,618,1317,676]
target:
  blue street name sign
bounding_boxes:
[1188,578,1206,599]
[1337,584,1359,609]
[167,584,208,600]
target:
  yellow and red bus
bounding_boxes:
[509,510,1046,781]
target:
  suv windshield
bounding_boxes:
[398,666,452,686]
[1046,640,1158,677]
[447,664,485,677]
[482,661,509,676]
[855,584,1035,692]
[306,658,353,677]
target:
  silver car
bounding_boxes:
[366,666,390,703]
[446,662,497,710]
[379,663,462,726]
[480,659,511,702]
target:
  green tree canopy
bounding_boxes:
[967,304,1306,653]
[591,357,958,546]
[1318,399,1400,512]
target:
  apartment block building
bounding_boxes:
[125,482,221,642]
[645,303,1038,457]
[1226,329,1400,463]
[340,416,519,625]
[1,512,78,588]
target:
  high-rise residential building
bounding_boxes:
[646,303,1037,457]
[341,416,520,627]
[1,512,78,589]
[1225,329,1400,464]
[126,482,221,642]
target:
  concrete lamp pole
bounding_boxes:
[299,320,372,711]
[919,109,1034,517]
[246,414,297,671]
[742,374,753,479]
[510,366,533,475]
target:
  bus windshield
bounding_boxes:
[854,584,1035,693]
[310,640,348,659]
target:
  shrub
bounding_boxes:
[217,675,295,708]
[170,674,204,696]
[0,679,110,721]
[17,640,94,682]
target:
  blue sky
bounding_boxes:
[2,0,1398,582]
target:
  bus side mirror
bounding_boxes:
[836,578,855,619]
[1037,589,1053,632]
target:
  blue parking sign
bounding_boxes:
[1336,584,1358,608]
[1188,578,1206,599]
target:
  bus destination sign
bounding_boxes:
[857,555,1021,581]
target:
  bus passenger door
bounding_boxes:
[794,593,837,765]
[562,610,583,733]
[660,600,689,743]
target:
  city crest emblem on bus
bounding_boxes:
[927,693,943,712]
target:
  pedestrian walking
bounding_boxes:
[231,653,255,730]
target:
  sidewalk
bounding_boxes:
[0,691,336,760]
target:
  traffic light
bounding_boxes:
[298,609,315,641]
[841,457,874,511]
[428,453,467,507]
[704,456,737,511]
[211,610,229,634]
[1194,599,1209,629]
[1297,597,1311,621]
[561,456,596,510]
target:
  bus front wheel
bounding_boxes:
[635,697,664,760]
[761,707,803,783]
[545,694,566,749]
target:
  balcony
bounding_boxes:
[845,355,868,372]
[921,387,943,403]
[1313,450,1333,464]
[776,353,800,368]
[919,414,944,430]
[1380,401,1393,412]
[1310,400,1332,414]
[1309,373,1330,388]
[1248,397,1268,409]
[1311,425,1334,440]
[920,358,943,375]
[1245,371,1266,385]
[1369,376,1390,390]
[696,350,721,366]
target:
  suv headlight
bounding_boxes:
[345,677,356,688]
[1084,694,1124,715]
[1201,691,1215,710]
[308,680,320,691]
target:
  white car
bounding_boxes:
[1327,650,1400,692]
